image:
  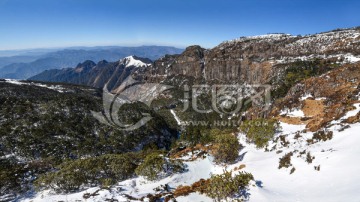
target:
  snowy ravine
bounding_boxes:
[21,108,360,201]
[170,109,182,125]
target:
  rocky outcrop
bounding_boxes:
[145,28,360,85]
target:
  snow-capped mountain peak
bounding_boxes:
[122,55,152,68]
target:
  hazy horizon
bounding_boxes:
[1,0,359,51]
[0,26,359,54]
[0,45,185,57]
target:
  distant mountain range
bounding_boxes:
[0,55,40,69]
[29,56,153,92]
[0,46,183,79]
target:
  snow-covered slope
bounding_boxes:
[3,79,66,93]
[243,122,360,202]
[21,105,360,201]
[21,158,218,202]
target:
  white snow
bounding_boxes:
[170,109,182,125]
[23,158,218,202]
[217,33,293,48]
[300,93,313,101]
[21,117,360,201]
[21,187,129,202]
[341,103,360,120]
[4,79,24,85]
[275,53,360,65]
[123,56,151,68]
[241,122,360,202]
[19,93,360,202]
[3,79,65,93]
[344,54,360,63]
[286,29,360,53]
[280,108,305,117]
[279,122,306,134]
[176,193,212,202]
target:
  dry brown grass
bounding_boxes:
[344,111,360,124]
[276,99,326,130]
[302,99,324,117]
[233,164,246,171]
[173,185,193,197]
[277,116,303,125]
[272,63,360,131]
[170,144,214,161]
[173,179,210,197]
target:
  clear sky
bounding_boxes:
[0,0,359,50]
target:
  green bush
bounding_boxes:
[204,171,254,201]
[35,153,139,193]
[307,130,333,144]
[306,152,314,164]
[135,152,185,181]
[240,119,280,148]
[213,133,242,164]
[290,167,296,174]
[180,125,217,146]
[0,158,52,196]
[272,59,336,98]
[278,152,293,169]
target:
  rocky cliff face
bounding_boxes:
[145,28,360,85]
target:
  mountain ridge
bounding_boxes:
[29,55,153,92]
[0,46,183,79]
[30,27,360,92]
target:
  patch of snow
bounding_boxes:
[341,103,360,120]
[123,56,151,68]
[176,192,212,202]
[344,54,360,63]
[21,187,129,202]
[4,79,24,85]
[300,93,313,101]
[279,122,306,134]
[170,109,182,125]
[275,53,360,64]
[3,79,65,93]
[280,108,305,117]
[217,33,293,48]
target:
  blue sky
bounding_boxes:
[0,0,359,50]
